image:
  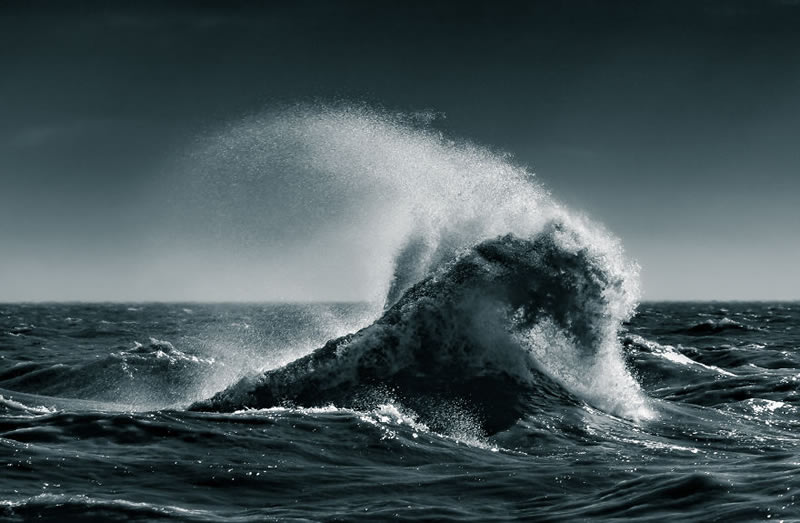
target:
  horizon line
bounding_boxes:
[1,299,798,305]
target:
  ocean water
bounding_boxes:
[1,301,798,521]
[3,106,797,521]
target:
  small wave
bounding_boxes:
[7,324,34,336]
[1,494,215,522]
[679,317,756,336]
[0,338,218,409]
[122,338,216,367]
[623,334,736,376]
[0,394,55,417]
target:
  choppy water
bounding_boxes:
[1,301,798,521]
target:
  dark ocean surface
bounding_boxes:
[1,302,798,521]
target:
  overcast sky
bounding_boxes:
[1,0,799,301]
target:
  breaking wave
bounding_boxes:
[188,104,652,433]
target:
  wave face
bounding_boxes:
[187,107,648,430]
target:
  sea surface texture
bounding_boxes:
[1,301,798,521]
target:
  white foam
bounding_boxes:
[0,395,56,416]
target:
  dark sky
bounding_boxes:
[1,0,799,301]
